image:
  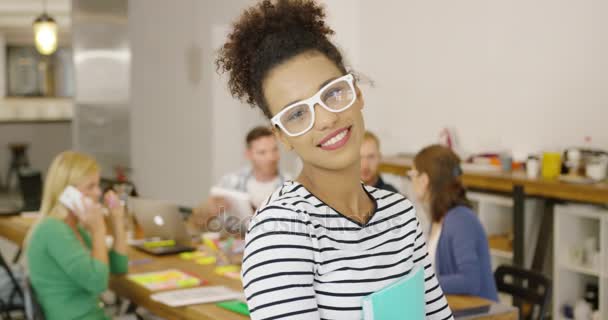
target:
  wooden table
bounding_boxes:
[380,155,608,270]
[1,215,517,320]
[110,249,248,320]
[447,295,517,320]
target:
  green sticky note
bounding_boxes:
[217,300,250,316]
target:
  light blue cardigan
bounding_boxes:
[433,206,499,301]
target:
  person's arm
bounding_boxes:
[242,207,320,320]
[90,225,109,265]
[188,196,230,231]
[78,200,109,265]
[104,191,129,274]
[436,214,483,296]
[411,214,454,320]
[44,219,110,295]
[188,173,238,231]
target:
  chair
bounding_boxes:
[0,252,24,319]
[23,277,44,320]
[0,169,43,218]
[17,169,43,212]
[494,265,552,320]
[5,144,30,191]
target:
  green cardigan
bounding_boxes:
[26,217,128,320]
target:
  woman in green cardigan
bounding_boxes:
[26,151,129,320]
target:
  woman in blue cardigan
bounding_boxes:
[409,145,498,301]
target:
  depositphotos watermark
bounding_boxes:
[198,206,415,237]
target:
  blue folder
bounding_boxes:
[362,266,425,320]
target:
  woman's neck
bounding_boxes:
[297,161,373,223]
[63,212,79,230]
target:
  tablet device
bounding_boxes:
[209,187,254,219]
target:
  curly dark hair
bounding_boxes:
[216,0,348,119]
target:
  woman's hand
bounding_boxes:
[77,198,107,236]
[103,190,128,254]
[190,196,230,229]
[104,190,125,225]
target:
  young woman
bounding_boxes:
[409,145,498,301]
[26,151,128,320]
[217,1,454,319]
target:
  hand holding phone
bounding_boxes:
[59,186,86,215]
[59,186,105,233]
[79,200,106,235]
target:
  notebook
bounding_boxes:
[362,266,425,320]
[150,286,245,307]
[128,269,203,291]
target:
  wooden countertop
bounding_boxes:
[0,119,71,124]
[380,155,608,205]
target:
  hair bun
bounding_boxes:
[216,0,344,118]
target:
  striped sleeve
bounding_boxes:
[242,206,321,320]
[412,218,454,320]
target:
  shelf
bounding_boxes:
[468,192,514,207]
[559,261,601,277]
[488,234,513,260]
[556,204,605,220]
[490,248,514,260]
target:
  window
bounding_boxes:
[6,46,74,97]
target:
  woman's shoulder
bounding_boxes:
[27,217,70,250]
[363,184,407,201]
[253,181,313,218]
[363,184,414,215]
[444,206,484,230]
[32,217,70,235]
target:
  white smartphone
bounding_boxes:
[59,185,85,214]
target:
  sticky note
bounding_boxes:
[195,256,217,265]
[214,265,240,276]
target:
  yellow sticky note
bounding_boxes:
[195,256,217,265]
[143,239,175,248]
[214,265,240,276]
[203,238,219,251]
[180,251,208,260]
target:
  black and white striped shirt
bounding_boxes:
[242,181,454,320]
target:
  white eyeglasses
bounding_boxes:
[270,74,356,137]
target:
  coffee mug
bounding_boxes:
[526,158,540,179]
[542,152,562,179]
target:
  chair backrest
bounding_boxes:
[18,169,43,212]
[0,252,24,308]
[23,277,45,320]
[494,265,552,320]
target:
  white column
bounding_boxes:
[0,33,6,98]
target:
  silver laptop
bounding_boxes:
[129,197,193,254]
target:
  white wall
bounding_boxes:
[129,0,608,205]
[357,0,608,157]
[0,33,5,98]
[130,0,301,206]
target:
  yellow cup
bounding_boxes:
[541,152,562,179]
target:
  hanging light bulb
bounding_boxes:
[33,0,58,55]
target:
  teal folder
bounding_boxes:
[362,266,425,320]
